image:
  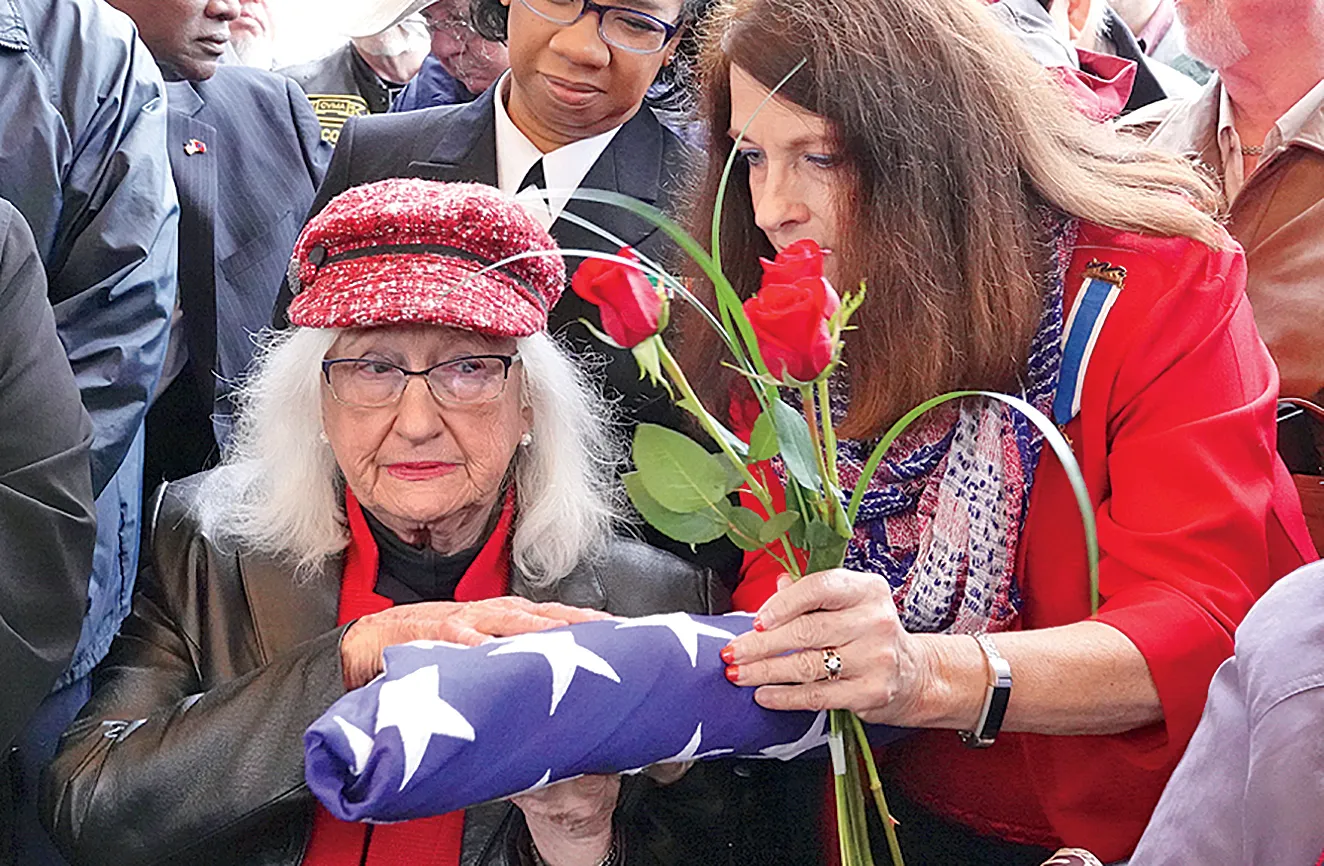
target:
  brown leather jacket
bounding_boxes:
[1121,77,1324,401]
[39,472,733,866]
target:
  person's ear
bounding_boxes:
[659,27,682,66]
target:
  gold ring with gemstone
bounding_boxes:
[822,648,843,682]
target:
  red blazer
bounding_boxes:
[734,223,1316,861]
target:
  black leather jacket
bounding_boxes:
[39,473,739,866]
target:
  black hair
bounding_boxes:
[468,0,713,111]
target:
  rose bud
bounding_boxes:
[571,247,667,349]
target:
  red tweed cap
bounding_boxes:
[286,179,565,336]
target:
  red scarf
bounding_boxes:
[303,488,513,866]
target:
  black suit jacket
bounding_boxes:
[273,84,694,431]
[147,67,329,488]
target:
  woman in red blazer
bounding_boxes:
[679,0,1317,862]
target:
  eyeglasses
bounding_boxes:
[422,15,478,38]
[516,0,680,54]
[321,355,521,408]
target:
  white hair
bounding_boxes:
[195,327,624,587]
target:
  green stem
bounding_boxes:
[850,713,905,866]
[657,343,771,510]
[831,713,856,866]
[799,387,832,521]
[816,377,842,490]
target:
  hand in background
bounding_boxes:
[512,774,620,866]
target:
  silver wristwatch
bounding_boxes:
[958,634,1012,749]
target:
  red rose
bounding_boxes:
[758,238,828,287]
[744,244,841,383]
[570,247,667,348]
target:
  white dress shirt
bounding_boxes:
[493,72,622,230]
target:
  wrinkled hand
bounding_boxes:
[340,598,610,689]
[722,569,936,725]
[511,774,619,866]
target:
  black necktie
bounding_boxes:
[518,159,545,193]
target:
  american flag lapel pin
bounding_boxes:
[183,138,207,156]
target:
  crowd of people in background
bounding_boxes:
[1,0,1321,863]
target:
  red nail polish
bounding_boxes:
[720,645,735,664]
[725,664,740,683]
[752,617,766,632]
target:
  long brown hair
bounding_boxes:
[678,0,1222,439]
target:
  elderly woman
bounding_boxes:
[674,0,1316,863]
[41,179,727,866]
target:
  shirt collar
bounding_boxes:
[492,72,623,229]
[0,0,30,51]
[1273,77,1324,151]
[1214,80,1247,200]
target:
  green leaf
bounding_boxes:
[804,518,850,574]
[747,410,779,462]
[725,506,768,552]
[623,472,728,544]
[721,460,746,494]
[770,399,823,493]
[759,510,801,544]
[632,423,732,513]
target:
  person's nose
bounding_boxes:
[548,11,611,69]
[391,376,448,443]
[208,0,242,23]
[751,162,811,238]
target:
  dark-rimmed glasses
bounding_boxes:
[321,355,521,408]
[516,0,680,54]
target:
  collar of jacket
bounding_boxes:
[165,78,206,116]
[415,81,671,206]
[0,0,30,51]
[1147,76,1324,168]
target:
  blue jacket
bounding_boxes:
[390,54,474,112]
[0,0,177,683]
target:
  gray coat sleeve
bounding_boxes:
[1129,564,1324,866]
[0,199,97,750]
[27,0,179,495]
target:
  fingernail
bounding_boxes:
[752,616,766,632]
[720,645,735,664]
[724,664,740,683]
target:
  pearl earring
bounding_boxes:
[519,433,533,447]
[318,431,329,444]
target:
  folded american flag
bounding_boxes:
[305,612,905,821]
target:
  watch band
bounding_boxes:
[958,634,1012,748]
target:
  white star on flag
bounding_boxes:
[613,613,736,666]
[487,631,620,715]
[333,715,375,776]
[623,722,734,775]
[756,711,830,761]
[375,664,476,790]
